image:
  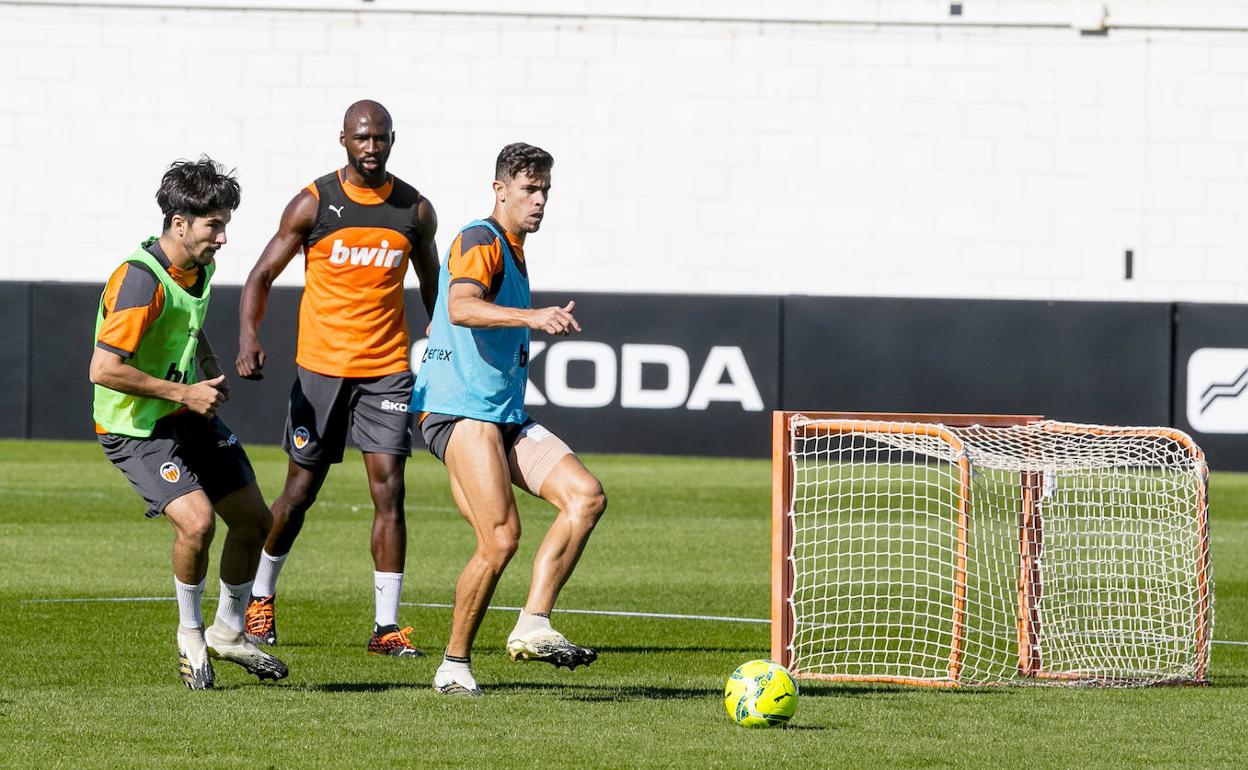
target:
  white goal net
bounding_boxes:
[772,414,1213,687]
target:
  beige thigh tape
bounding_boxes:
[508,422,573,496]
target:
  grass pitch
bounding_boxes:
[1,439,1245,768]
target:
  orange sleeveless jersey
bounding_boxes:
[297,170,423,378]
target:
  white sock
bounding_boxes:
[374,571,403,627]
[176,624,207,656]
[215,579,253,634]
[174,577,205,629]
[510,610,552,640]
[435,655,478,690]
[252,549,287,598]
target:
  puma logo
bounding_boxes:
[329,204,345,218]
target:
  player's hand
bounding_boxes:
[183,375,227,416]
[199,358,229,402]
[236,337,266,380]
[529,301,580,336]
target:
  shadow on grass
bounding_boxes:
[797,683,1014,699]
[492,681,717,702]
[304,681,715,701]
[588,644,763,655]
[1205,674,1248,689]
[306,682,431,693]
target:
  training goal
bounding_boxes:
[771,412,1213,687]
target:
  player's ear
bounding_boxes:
[493,179,505,202]
[339,130,346,148]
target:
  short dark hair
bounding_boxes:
[495,142,553,183]
[157,157,241,231]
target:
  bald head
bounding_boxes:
[340,100,395,186]
[343,100,392,132]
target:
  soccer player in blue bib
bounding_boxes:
[412,143,606,696]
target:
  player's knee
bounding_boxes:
[280,484,318,515]
[236,506,274,546]
[569,481,607,528]
[481,525,521,569]
[372,501,405,527]
[370,479,405,518]
[181,512,216,550]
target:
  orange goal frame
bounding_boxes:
[770,411,1213,687]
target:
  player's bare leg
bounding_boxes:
[266,460,332,556]
[364,452,407,572]
[164,491,217,689]
[245,460,330,645]
[435,421,520,695]
[209,484,288,681]
[521,455,606,613]
[214,482,271,585]
[506,455,605,670]
[362,452,422,657]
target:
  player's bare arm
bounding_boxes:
[236,189,318,380]
[447,283,580,336]
[89,346,226,417]
[410,197,440,320]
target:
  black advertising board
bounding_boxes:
[0,283,31,438]
[26,283,300,445]
[203,286,302,447]
[224,289,783,457]
[25,284,783,457]
[414,291,783,458]
[17,282,1236,466]
[29,283,100,440]
[1172,302,1248,470]
[781,296,1172,427]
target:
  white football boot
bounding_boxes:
[506,628,598,670]
[176,625,215,690]
[205,622,289,681]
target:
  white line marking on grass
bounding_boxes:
[19,596,1248,648]
[21,596,174,603]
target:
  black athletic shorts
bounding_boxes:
[419,412,535,464]
[283,366,414,466]
[98,412,257,518]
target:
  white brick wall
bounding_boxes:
[0,0,1245,302]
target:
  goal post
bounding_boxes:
[771,411,1213,687]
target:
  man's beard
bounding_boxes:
[349,153,386,183]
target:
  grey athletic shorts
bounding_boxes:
[283,366,414,466]
[98,412,257,518]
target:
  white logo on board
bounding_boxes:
[1187,348,1248,434]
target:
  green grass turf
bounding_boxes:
[0,439,1245,768]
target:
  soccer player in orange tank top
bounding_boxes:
[236,101,439,657]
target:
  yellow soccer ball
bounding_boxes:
[724,659,798,728]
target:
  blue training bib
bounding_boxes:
[412,219,531,423]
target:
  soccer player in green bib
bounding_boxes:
[90,158,288,690]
